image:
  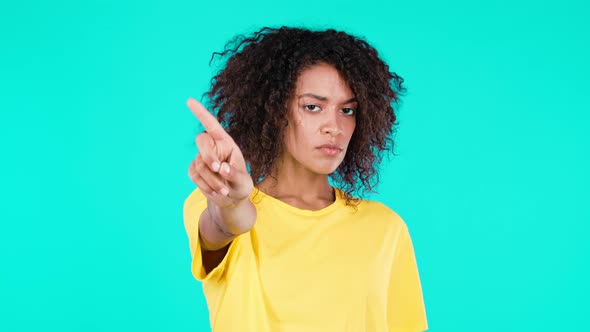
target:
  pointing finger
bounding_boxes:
[187,98,228,141]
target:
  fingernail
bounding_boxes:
[220,188,229,196]
[223,164,230,174]
[212,162,220,172]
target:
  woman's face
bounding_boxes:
[281,63,357,175]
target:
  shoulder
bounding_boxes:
[356,198,404,223]
[349,196,409,235]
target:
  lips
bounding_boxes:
[317,144,343,150]
[317,144,343,156]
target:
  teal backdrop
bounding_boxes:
[1,0,588,331]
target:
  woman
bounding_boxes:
[184,26,428,332]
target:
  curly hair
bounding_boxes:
[205,26,406,204]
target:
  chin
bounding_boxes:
[315,169,337,176]
[310,162,342,175]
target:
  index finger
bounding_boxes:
[187,98,228,141]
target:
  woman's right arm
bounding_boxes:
[186,98,256,272]
[198,196,256,272]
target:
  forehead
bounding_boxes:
[294,63,353,99]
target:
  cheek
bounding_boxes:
[284,128,296,152]
[284,121,308,153]
[288,110,308,138]
[345,119,356,139]
[295,116,317,140]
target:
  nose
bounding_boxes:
[320,109,343,136]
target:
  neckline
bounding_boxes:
[252,186,344,217]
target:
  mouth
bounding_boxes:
[317,144,343,156]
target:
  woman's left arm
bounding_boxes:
[386,224,429,332]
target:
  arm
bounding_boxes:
[199,196,256,273]
[387,224,428,331]
[186,97,255,274]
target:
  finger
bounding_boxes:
[191,170,237,206]
[194,156,230,197]
[189,160,205,186]
[187,98,229,141]
[191,159,229,203]
[218,161,254,199]
[219,161,249,183]
[218,162,232,179]
[191,171,213,194]
[191,172,231,204]
[189,160,211,190]
[218,161,242,183]
[195,134,220,172]
[190,159,243,211]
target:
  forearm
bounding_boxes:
[199,197,256,251]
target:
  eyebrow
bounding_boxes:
[298,93,357,104]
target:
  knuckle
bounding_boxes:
[194,158,207,173]
[196,150,211,164]
[196,131,208,140]
[196,132,212,146]
[194,162,203,173]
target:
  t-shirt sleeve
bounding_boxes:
[387,223,429,332]
[183,188,242,283]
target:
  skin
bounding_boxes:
[187,63,357,272]
[258,63,357,209]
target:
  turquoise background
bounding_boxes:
[1,0,588,331]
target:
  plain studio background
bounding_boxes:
[1,0,588,331]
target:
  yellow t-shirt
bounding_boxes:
[183,187,428,332]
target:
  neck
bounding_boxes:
[257,159,335,209]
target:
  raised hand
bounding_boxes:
[187,98,253,208]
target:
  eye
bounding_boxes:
[304,104,322,112]
[341,108,355,116]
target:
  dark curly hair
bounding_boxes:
[205,26,406,204]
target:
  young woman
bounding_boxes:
[184,26,428,332]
